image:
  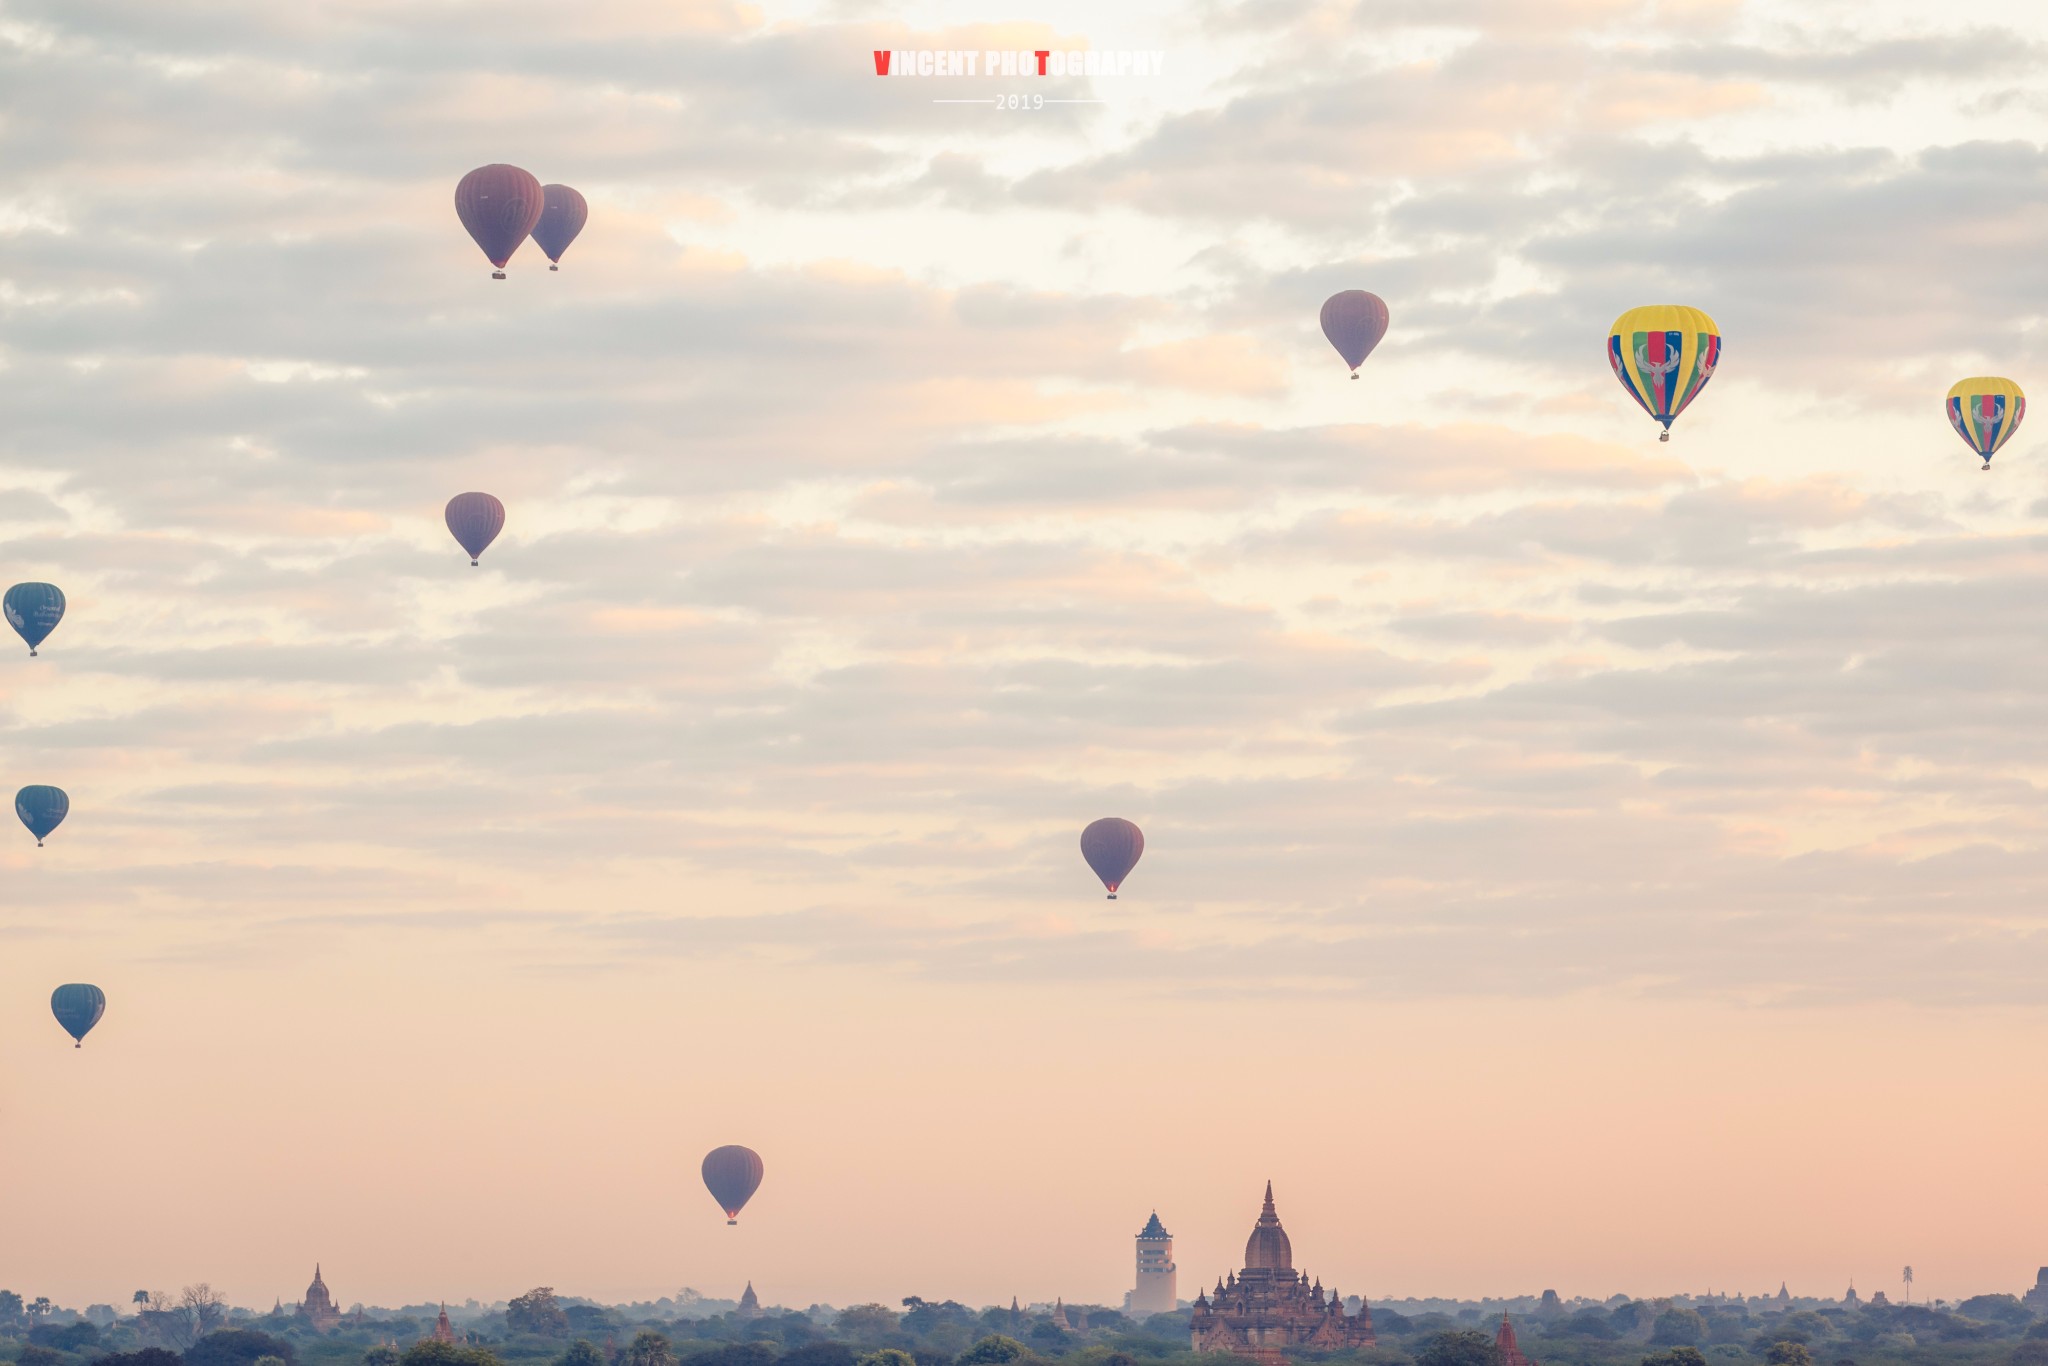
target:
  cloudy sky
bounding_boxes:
[5,0,2048,1315]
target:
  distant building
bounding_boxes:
[1537,1291,1563,1318]
[1127,1212,1179,1317]
[1497,1315,1536,1366]
[1051,1300,1073,1332]
[300,1266,341,1334]
[1870,1291,1891,1307]
[2025,1269,2048,1314]
[433,1305,456,1344]
[1189,1183,1377,1357]
[1844,1285,1860,1309]
[738,1284,761,1321]
[1776,1284,1791,1305]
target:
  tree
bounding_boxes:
[857,1352,916,1366]
[0,1291,24,1328]
[1962,1297,2033,1330]
[97,1350,184,1366]
[153,1286,230,1350]
[559,1343,607,1366]
[1416,1330,1504,1366]
[1767,1344,1814,1366]
[1645,1350,1709,1366]
[20,1347,65,1366]
[957,1337,1027,1366]
[254,1356,290,1366]
[508,1290,570,1340]
[1653,1311,1709,1348]
[366,1348,402,1366]
[781,1345,856,1366]
[2011,1346,2048,1366]
[31,1321,101,1351]
[401,1342,501,1366]
[836,1307,902,1343]
[187,1327,298,1366]
[626,1330,676,1366]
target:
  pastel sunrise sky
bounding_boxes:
[5,0,2048,1316]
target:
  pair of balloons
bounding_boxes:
[455,166,586,278]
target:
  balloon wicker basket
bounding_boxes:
[491,270,506,280]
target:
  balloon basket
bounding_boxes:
[550,264,559,271]
[28,649,35,657]
[727,1219,738,1226]
[1350,373,1358,380]
[1658,432,1669,442]
[491,271,506,280]
[471,559,479,567]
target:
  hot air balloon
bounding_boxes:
[4,582,64,656]
[1609,305,1720,441]
[16,784,67,847]
[1320,291,1390,378]
[445,493,505,566]
[454,165,546,279]
[51,984,104,1048]
[702,1145,764,1225]
[1080,817,1144,899]
[1947,376,2025,470]
[532,185,588,271]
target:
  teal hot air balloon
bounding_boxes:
[4,582,65,656]
[50,984,105,1048]
[16,784,68,846]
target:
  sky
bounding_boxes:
[5,0,2048,1316]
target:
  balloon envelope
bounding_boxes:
[16,784,68,845]
[454,165,546,272]
[702,1145,764,1224]
[1080,817,1144,898]
[1608,305,1720,435]
[1947,376,2025,466]
[445,492,506,565]
[4,582,64,654]
[532,185,588,266]
[51,983,105,1047]
[1320,291,1390,374]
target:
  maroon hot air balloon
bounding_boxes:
[1319,290,1390,378]
[454,164,546,278]
[1080,817,1144,899]
[702,1145,764,1225]
[445,492,505,566]
[531,185,588,270]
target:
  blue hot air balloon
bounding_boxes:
[4,582,65,655]
[445,493,505,566]
[50,984,105,1048]
[16,784,68,846]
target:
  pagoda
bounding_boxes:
[1188,1183,1376,1356]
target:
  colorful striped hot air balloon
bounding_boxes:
[702,1145,764,1225]
[1608,305,1720,441]
[50,983,105,1048]
[445,493,505,566]
[1946,376,2025,469]
[4,582,65,656]
[531,185,588,270]
[454,165,546,279]
[16,784,68,847]
[1080,817,1144,899]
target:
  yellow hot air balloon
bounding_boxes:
[1946,376,2025,470]
[1607,305,1721,441]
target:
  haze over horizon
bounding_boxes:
[5,0,2048,1313]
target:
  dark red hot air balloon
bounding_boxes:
[532,185,588,270]
[1320,290,1390,377]
[454,165,546,278]
[445,492,505,566]
[702,1145,764,1225]
[1080,817,1144,899]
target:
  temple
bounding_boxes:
[1188,1183,1376,1356]
[738,1283,761,1320]
[432,1305,456,1344]
[1127,1211,1179,1316]
[1496,1315,1535,1366]
[299,1266,341,1334]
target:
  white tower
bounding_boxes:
[1130,1211,1178,1315]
